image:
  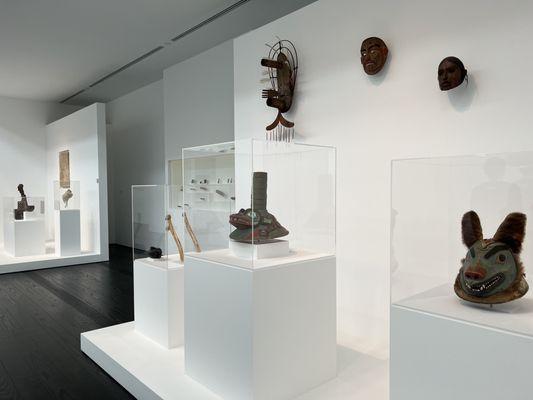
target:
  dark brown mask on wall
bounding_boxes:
[360,37,388,75]
[438,56,467,91]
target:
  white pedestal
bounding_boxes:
[391,301,533,400]
[229,239,290,260]
[185,252,337,400]
[54,209,81,256]
[80,322,386,400]
[3,218,45,257]
[134,257,184,349]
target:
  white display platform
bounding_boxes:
[0,245,101,274]
[391,285,533,400]
[187,247,332,270]
[185,250,337,400]
[395,283,533,336]
[54,209,81,256]
[3,218,45,257]
[80,322,388,400]
[229,239,290,259]
[134,256,184,348]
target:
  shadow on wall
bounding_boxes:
[447,74,477,112]
[470,157,523,216]
[133,221,165,253]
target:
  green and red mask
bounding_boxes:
[455,211,529,304]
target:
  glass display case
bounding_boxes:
[391,151,533,336]
[2,194,46,257]
[54,180,80,210]
[182,139,336,268]
[131,184,183,268]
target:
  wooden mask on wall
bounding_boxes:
[438,56,467,91]
[360,37,388,75]
[261,39,298,142]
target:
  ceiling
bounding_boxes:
[0,0,316,105]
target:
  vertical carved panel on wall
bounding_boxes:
[59,150,70,189]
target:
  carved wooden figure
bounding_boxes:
[261,39,298,142]
[59,150,70,189]
[14,184,35,220]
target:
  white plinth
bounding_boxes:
[229,239,290,259]
[3,218,45,257]
[80,322,387,400]
[54,209,81,256]
[185,251,337,400]
[134,257,184,348]
[391,288,533,400]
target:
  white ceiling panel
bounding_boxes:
[0,0,316,104]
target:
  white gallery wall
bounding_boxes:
[45,103,108,260]
[233,0,533,357]
[0,96,78,246]
[105,40,235,249]
[162,40,235,255]
[107,80,165,247]
[164,40,235,166]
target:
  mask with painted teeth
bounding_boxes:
[455,211,529,304]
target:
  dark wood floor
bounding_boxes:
[0,245,136,400]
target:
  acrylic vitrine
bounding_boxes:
[181,139,336,268]
[391,151,533,400]
[131,184,184,267]
[54,180,80,210]
[53,180,81,256]
[391,151,533,329]
[183,139,337,400]
[2,194,46,257]
[131,184,184,348]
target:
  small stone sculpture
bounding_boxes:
[455,211,529,304]
[261,39,298,141]
[14,184,35,220]
[62,189,73,208]
[229,172,288,243]
[360,37,389,75]
[148,247,162,259]
[438,56,467,91]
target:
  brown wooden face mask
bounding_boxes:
[360,37,388,75]
[438,56,467,90]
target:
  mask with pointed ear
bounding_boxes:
[455,211,529,304]
[493,213,526,254]
[461,210,483,248]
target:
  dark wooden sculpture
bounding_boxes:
[261,39,298,142]
[360,37,389,75]
[14,184,35,220]
[438,56,467,91]
[229,172,288,243]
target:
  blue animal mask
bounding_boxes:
[455,211,529,304]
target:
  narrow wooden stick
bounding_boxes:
[184,212,201,252]
[165,214,184,263]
